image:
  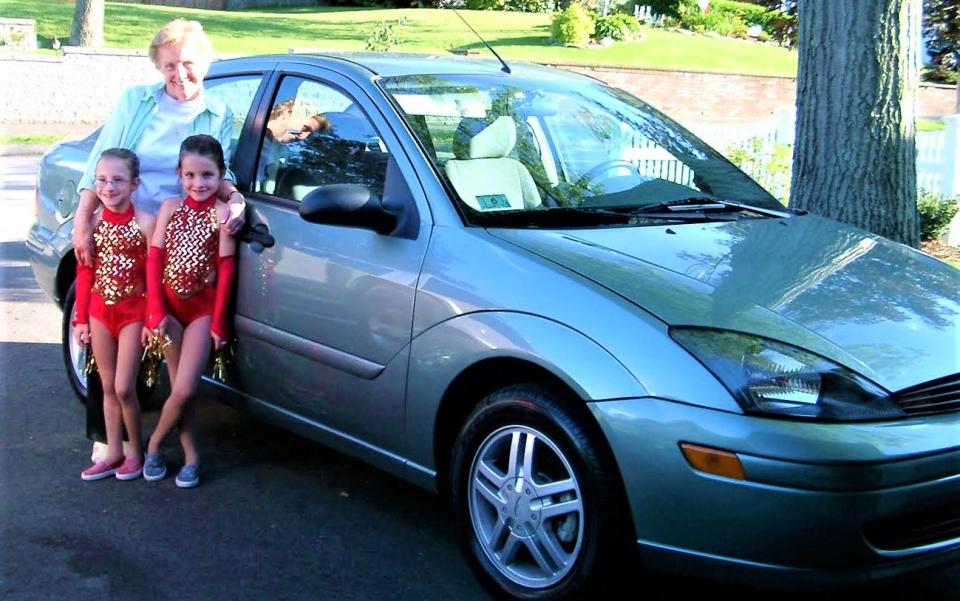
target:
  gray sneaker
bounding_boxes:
[143,453,166,481]
[175,463,200,489]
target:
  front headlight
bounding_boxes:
[670,328,902,421]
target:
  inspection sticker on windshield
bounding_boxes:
[476,194,510,210]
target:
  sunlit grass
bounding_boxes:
[0,133,65,145]
[0,0,798,76]
[918,119,947,132]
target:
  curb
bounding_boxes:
[0,144,48,156]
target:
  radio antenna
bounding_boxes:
[452,9,511,74]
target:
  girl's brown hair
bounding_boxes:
[178,134,226,175]
[99,147,140,179]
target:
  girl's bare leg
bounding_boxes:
[147,316,211,465]
[115,322,144,460]
[90,318,123,462]
[146,317,183,455]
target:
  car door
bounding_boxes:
[230,68,432,458]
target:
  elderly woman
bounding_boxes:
[72,19,244,462]
[72,18,244,266]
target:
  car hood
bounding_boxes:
[491,215,960,392]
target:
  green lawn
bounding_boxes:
[0,133,65,145]
[0,0,798,76]
[918,118,947,132]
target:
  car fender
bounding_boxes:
[404,310,646,473]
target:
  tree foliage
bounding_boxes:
[922,0,959,84]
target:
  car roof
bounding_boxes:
[213,52,595,83]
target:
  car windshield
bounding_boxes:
[380,73,783,227]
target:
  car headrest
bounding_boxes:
[452,116,517,160]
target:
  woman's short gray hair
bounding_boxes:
[148,18,214,68]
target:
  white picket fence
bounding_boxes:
[692,110,960,245]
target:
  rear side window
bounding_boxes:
[205,75,263,164]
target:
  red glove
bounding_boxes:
[72,263,93,326]
[146,245,166,330]
[211,255,235,341]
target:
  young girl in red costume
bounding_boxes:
[75,148,154,481]
[143,134,236,488]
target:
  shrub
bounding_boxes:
[552,4,596,46]
[709,0,777,28]
[593,12,641,40]
[364,18,408,52]
[922,65,959,85]
[725,136,792,206]
[465,0,506,9]
[681,10,747,37]
[918,191,960,241]
[642,0,786,39]
[505,0,554,11]
[636,0,696,19]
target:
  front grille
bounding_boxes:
[893,373,960,416]
[864,501,960,554]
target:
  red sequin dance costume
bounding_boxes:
[146,196,235,339]
[73,204,147,338]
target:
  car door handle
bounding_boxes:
[240,223,275,253]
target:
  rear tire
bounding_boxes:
[449,383,630,600]
[61,282,88,403]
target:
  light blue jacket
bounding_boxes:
[77,82,235,193]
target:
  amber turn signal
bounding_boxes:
[680,443,746,480]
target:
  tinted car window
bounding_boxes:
[256,76,393,202]
[205,75,263,163]
[381,74,780,219]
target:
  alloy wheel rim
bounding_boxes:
[67,318,88,395]
[468,425,584,589]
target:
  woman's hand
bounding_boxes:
[141,326,153,348]
[75,323,90,347]
[224,191,246,234]
[72,188,100,266]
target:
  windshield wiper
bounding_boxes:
[632,197,792,218]
[469,206,629,228]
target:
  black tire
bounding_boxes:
[61,281,89,403]
[61,280,157,410]
[449,384,630,601]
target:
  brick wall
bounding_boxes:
[553,63,957,122]
[1,50,955,125]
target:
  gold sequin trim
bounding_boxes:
[163,202,219,299]
[92,218,146,305]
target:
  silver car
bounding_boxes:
[27,53,960,599]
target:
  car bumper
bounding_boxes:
[589,397,960,587]
[25,220,68,305]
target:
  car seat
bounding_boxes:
[444,116,542,211]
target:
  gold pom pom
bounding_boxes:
[84,348,98,376]
[139,333,171,388]
[211,344,233,383]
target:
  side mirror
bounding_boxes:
[299,184,398,235]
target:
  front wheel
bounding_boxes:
[449,384,630,600]
[61,280,157,408]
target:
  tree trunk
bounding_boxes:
[791,0,921,247]
[69,0,104,48]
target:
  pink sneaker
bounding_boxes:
[115,457,143,481]
[81,456,124,481]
